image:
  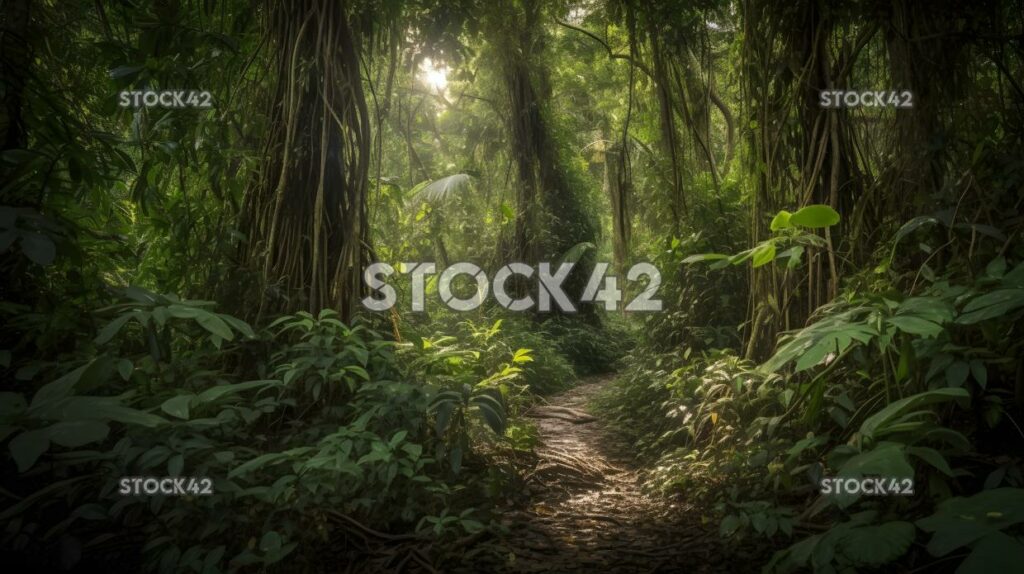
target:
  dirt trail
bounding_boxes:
[461,375,720,573]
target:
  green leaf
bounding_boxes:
[681,253,729,264]
[259,531,282,553]
[95,314,135,345]
[837,521,915,566]
[117,359,133,381]
[109,65,143,79]
[752,242,777,268]
[389,430,408,447]
[230,454,282,478]
[762,308,877,373]
[917,488,1024,557]
[58,396,166,428]
[777,246,804,269]
[893,216,939,246]
[985,257,1007,279]
[860,388,970,440]
[165,304,203,319]
[475,401,505,435]
[770,210,792,231]
[21,232,56,265]
[47,421,110,448]
[434,400,456,436]
[196,380,279,404]
[838,442,914,478]
[956,532,1024,574]
[720,515,741,536]
[450,445,463,474]
[346,365,370,381]
[30,361,98,410]
[557,241,596,265]
[411,173,474,203]
[167,454,184,476]
[946,361,970,388]
[957,289,1024,324]
[160,395,194,420]
[196,313,234,341]
[908,446,955,476]
[790,205,840,228]
[10,429,50,472]
[219,314,255,339]
[970,360,987,388]
[887,316,943,338]
[0,392,27,419]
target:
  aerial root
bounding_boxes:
[527,404,598,423]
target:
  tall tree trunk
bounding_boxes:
[240,0,371,322]
[495,0,597,314]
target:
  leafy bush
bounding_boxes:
[0,292,503,571]
[601,215,1024,573]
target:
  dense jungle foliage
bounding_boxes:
[1,0,1023,572]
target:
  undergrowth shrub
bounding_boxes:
[598,213,1024,573]
[0,288,530,572]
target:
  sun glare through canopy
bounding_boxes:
[419,57,448,92]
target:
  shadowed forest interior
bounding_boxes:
[2,0,1024,572]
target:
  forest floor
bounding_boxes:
[456,375,726,573]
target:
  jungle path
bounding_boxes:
[459,375,722,573]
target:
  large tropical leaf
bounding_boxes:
[410,173,474,204]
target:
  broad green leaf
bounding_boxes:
[219,314,255,339]
[860,388,970,440]
[229,453,290,478]
[777,246,804,268]
[59,396,166,428]
[161,395,194,420]
[946,361,970,388]
[790,205,840,228]
[838,442,914,479]
[433,400,456,436]
[10,428,50,471]
[752,242,777,268]
[887,316,943,338]
[956,531,1024,574]
[47,420,110,448]
[117,359,133,381]
[165,304,202,319]
[30,360,100,410]
[762,308,877,373]
[836,521,915,566]
[196,313,234,341]
[95,314,135,345]
[411,173,474,203]
[893,216,939,245]
[908,446,955,476]
[20,232,56,265]
[770,210,792,231]
[168,454,184,476]
[970,360,987,388]
[196,380,280,404]
[917,488,1024,557]
[957,289,1024,324]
